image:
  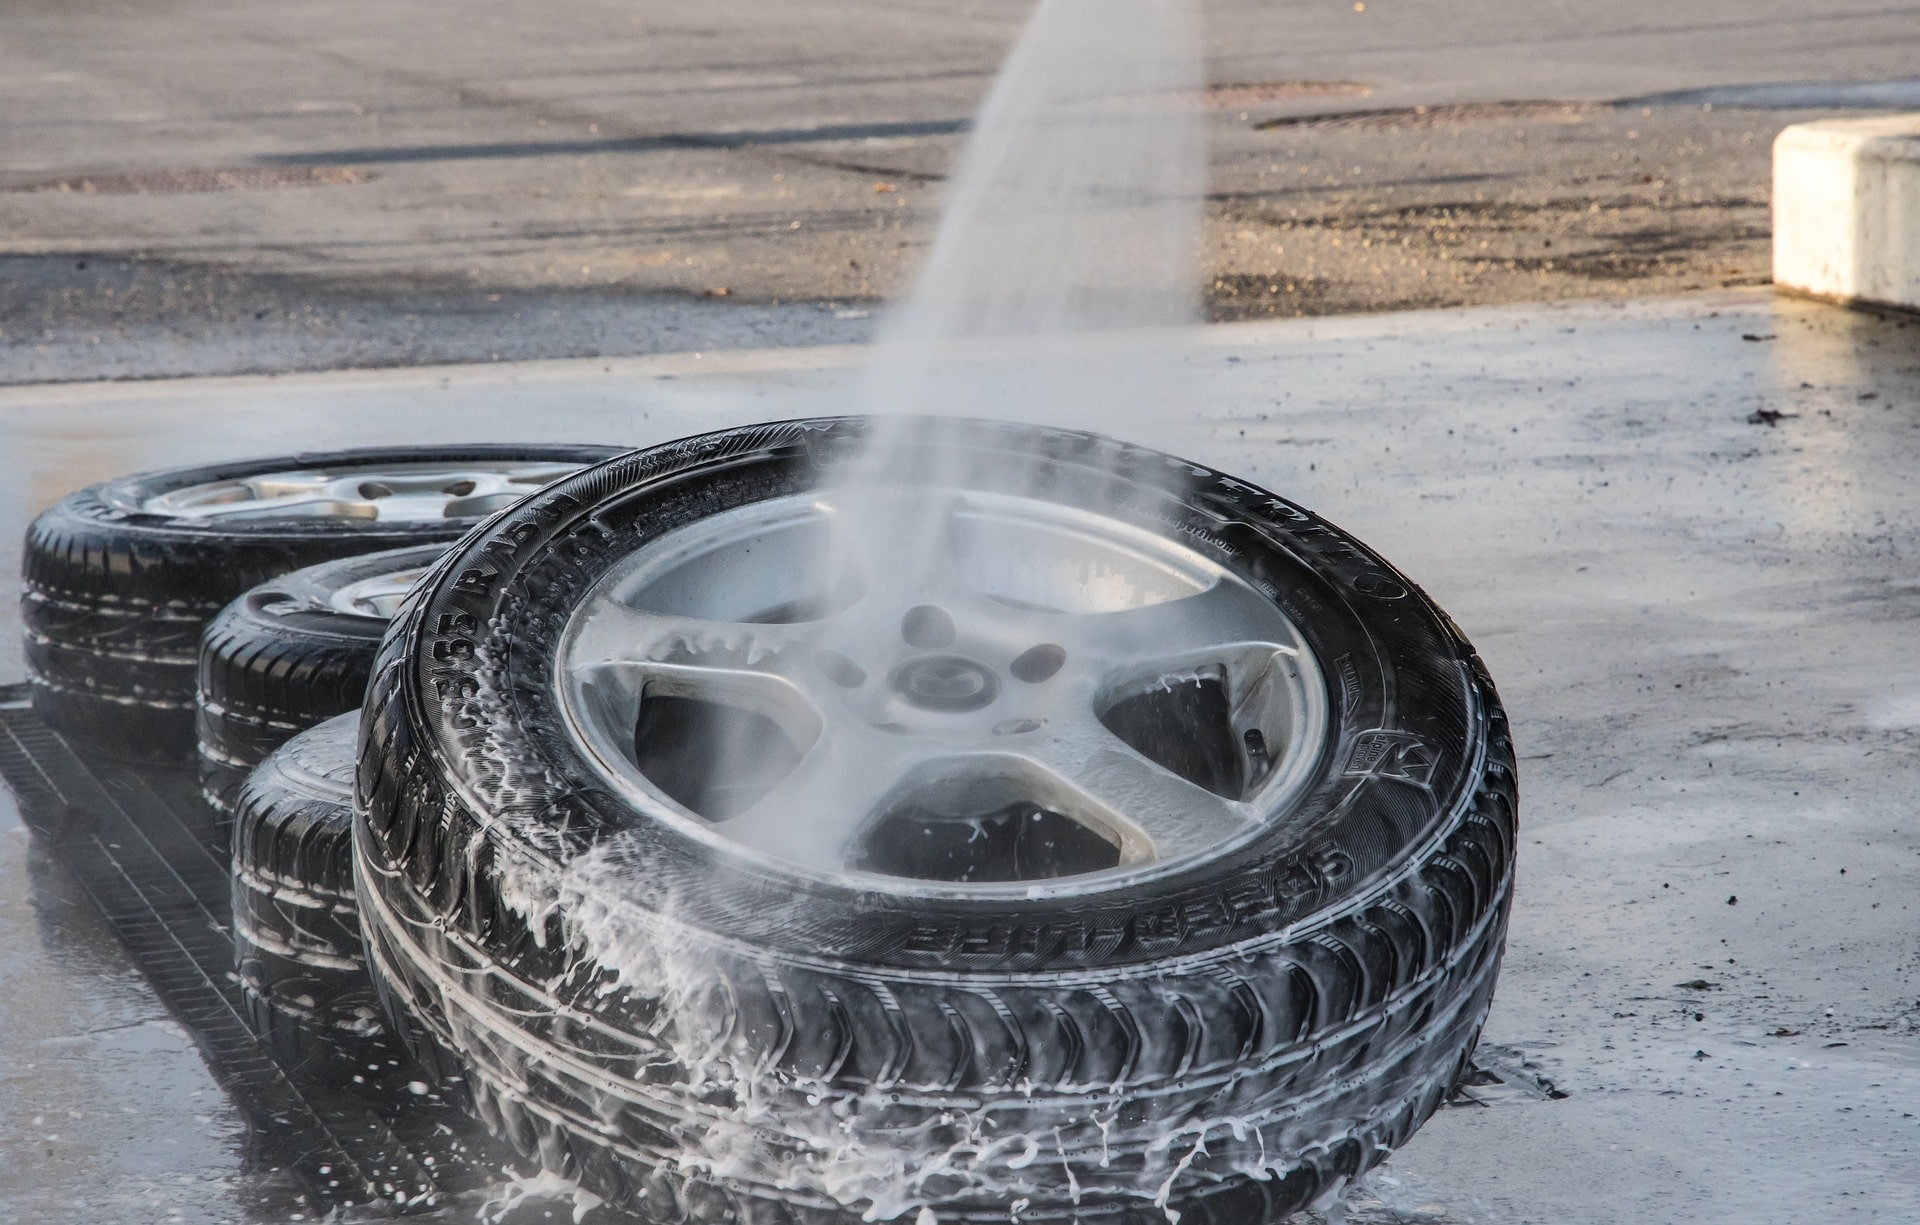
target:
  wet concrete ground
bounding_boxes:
[1,288,1917,1221]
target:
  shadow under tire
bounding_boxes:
[354,418,1519,1223]
[197,544,452,833]
[22,443,622,761]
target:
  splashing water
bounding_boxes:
[648,2,1227,1202]
[478,1167,606,1224]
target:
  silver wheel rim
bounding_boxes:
[327,566,433,619]
[142,461,588,523]
[555,489,1328,899]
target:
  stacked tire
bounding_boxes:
[196,545,451,828]
[209,548,455,1074]
[21,445,618,762]
[19,443,619,1079]
[229,712,385,1075]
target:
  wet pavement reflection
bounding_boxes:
[0,788,270,1222]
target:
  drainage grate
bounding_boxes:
[1256,100,1606,131]
[4,166,374,195]
[0,685,512,1218]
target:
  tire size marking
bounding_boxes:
[1346,731,1439,788]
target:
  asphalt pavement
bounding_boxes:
[6,1,1920,380]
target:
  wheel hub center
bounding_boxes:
[889,654,999,713]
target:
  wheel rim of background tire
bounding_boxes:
[556,489,1330,899]
[327,564,436,618]
[195,544,454,829]
[142,460,590,523]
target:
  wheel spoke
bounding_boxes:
[1064,577,1295,667]
[364,492,467,520]
[496,463,587,490]
[827,489,976,610]
[319,471,488,520]
[713,732,920,872]
[1023,728,1257,864]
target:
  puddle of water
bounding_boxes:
[1625,76,1920,109]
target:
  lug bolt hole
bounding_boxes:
[1244,727,1272,777]
[358,481,395,499]
[442,480,478,496]
[816,649,867,689]
[901,604,956,648]
[993,718,1042,736]
[1010,643,1067,684]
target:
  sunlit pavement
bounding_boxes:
[11,1,1920,383]
[2,289,1917,1222]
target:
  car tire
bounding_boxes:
[22,443,621,761]
[354,418,1517,1223]
[197,544,451,835]
[231,712,384,1077]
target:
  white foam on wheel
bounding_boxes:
[1773,115,1920,312]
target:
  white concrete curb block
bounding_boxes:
[1773,115,1920,312]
